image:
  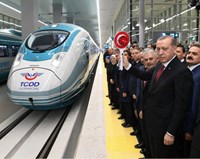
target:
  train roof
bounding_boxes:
[0,29,22,41]
[37,23,85,33]
[0,29,21,37]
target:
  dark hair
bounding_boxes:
[190,43,200,48]
[176,43,185,53]
[123,49,131,56]
[132,47,142,52]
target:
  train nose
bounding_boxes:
[7,68,62,108]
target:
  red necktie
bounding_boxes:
[155,65,165,81]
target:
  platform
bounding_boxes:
[75,54,143,159]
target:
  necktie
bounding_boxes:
[155,64,165,81]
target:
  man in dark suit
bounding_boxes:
[175,43,186,63]
[179,43,200,157]
[138,48,159,157]
[187,44,200,158]
[124,36,193,158]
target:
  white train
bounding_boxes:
[7,23,100,109]
[0,29,22,82]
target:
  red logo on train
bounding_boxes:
[21,72,43,80]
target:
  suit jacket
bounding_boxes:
[191,91,200,148]
[184,65,200,134]
[195,84,200,126]
[129,61,143,101]
[128,57,193,138]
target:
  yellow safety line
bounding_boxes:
[102,55,143,159]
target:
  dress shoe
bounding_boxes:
[121,123,131,128]
[130,131,135,136]
[135,143,145,149]
[130,129,140,136]
[118,116,124,119]
[140,148,146,154]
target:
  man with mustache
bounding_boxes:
[185,43,200,158]
[123,35,193,158]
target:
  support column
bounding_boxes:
[139,0,145,47]
[130,0,133,44]
[196,0,200,42]
[21,0,38,40]
[53,0,62,23]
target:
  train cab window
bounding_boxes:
[26,30,69,52]
[0,45,8,57]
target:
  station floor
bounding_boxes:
[102,61,143,159]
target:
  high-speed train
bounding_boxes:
[7,23,100,110]
[0,29,22,82]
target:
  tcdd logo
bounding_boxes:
[20,82,40,87]
[21,72,43,80]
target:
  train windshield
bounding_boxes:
[26,30,69,52]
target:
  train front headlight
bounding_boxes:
[13,53,24,67]
[51,52,65,67]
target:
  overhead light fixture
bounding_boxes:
[188,0,197,7]
[196,2,200,10]
[96,0,101,47]
[160,19,165,23]
[183,23,188,26]
[0,2,21,13]
[188,0,200,10]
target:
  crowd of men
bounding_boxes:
[103,36,200,158]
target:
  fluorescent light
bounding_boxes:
[0,2,48,28]
[38,20,48,26]
[96,0,101,47]
[183,23,188,26]
[0,2,21,13]
[160,19,165,23]
[180,7,195,15]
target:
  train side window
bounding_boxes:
[11,45,20,56]
[0,45,8,57]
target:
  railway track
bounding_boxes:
[0,107,71,158]
[0,58,98,158]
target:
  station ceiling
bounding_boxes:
[0,0,122,47]
[0,0,189,47]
